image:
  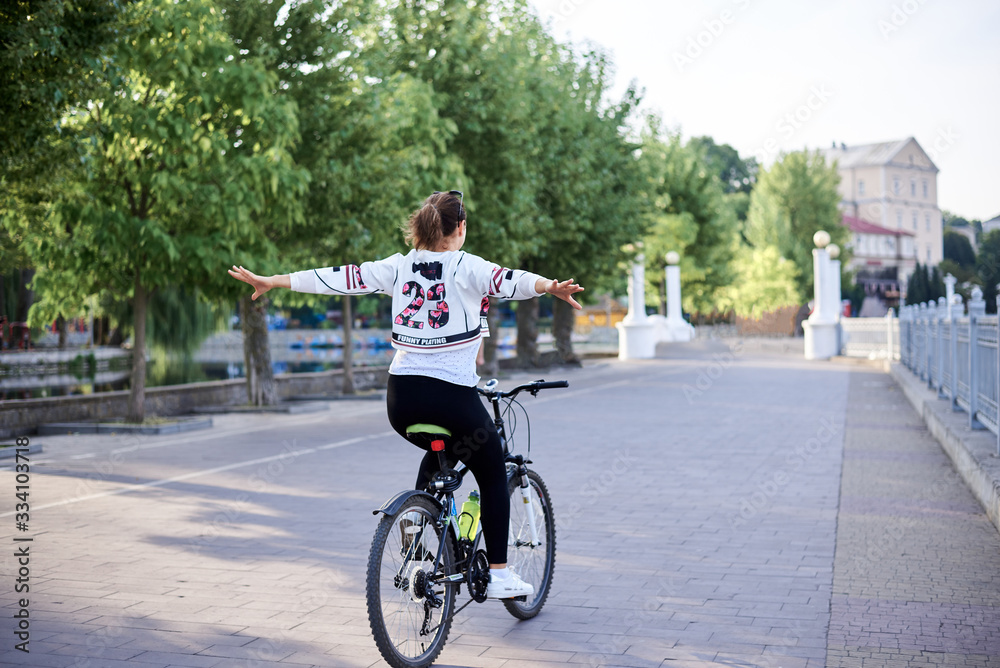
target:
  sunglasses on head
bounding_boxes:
[433,190,464,219]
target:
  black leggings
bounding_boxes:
[386,374,509,564]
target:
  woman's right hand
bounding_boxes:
[228,265,274,301]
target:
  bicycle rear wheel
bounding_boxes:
[366,495,456,668]
[503,469,556,619]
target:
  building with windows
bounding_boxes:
[822,137,942,267]
[843,214,915,310]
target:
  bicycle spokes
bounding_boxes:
[369,503,454,665]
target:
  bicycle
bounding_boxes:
[365,378,567,668]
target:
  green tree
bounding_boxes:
[977,230,1000,313]
[217,0,460,397]
[509,38,645,365]
[905,262,944,306]
[943,229,975,269]
[371,0,616,369]
[10,0,306,421]
[744,150,845,301]
[716,245,801,317]
[1,1,129,338]
[0,0,126,158]
[638,124,739,314]
[687,135,757,224]
[943,209,983,244]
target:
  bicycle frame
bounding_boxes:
[390,379,565,589]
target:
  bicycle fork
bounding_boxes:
[509,455,542,548]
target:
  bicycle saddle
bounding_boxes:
[405,423,452,451]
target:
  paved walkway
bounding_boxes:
[2,340,999,667]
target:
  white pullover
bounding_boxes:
[289,249,544,356]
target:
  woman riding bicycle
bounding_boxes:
[229,190,583,599]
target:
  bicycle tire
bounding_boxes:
[366,495,456,668]
[503,469,556,620]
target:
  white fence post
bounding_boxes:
[969,287,986,430]
[886,308,895,362]
[950,297,960,411]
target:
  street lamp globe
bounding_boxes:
[813,230,831,248]
[827,243,840,259]
[665,251,680,266]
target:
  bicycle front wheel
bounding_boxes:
[504,469,556,619]
[366,495,456,668]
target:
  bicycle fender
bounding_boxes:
[372,489,442,517]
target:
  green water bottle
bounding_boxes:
[458,490,481,540]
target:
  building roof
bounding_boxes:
[821,137,938,172]
[844,214,915,237]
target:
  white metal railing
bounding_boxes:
[898,287,1000,455]
[840,313,900,360]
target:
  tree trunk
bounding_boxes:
[126,277,148,423]
[241,294,277,406]
[342,296,354,395]
[57,315,67,349]
[516,297,540,368]
[480,297,500,379]
[14,268,34,323]
[552,299,580,365]
[0,273,5,348]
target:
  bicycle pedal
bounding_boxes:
[510,595,527,602]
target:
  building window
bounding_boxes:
[926,246,931,262]
[925,213,930,231]
[913,212,918,230]
[896,210,903,228]
[910,180,916,197]
[858,180,865,196]
[894,177,900,195]
[922,180,928,198]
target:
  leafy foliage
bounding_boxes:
[905,262,945,306]
[943,229,975,269]
[745,150,845,301]
[638,125,739,313]
[7,0,307,418]
[977,230,1000,313]
[716,245,801,317]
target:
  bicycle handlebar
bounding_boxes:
[478,379,569,399]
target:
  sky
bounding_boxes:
[529,0,1000,222]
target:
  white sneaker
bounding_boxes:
[486,569,535,599]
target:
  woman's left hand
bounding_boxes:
[544,278,585,309]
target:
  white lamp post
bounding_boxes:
[617,247,657,359]
[662,251,695,342]
[804,230,840,360]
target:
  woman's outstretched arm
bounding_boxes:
[228,266,290,301]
